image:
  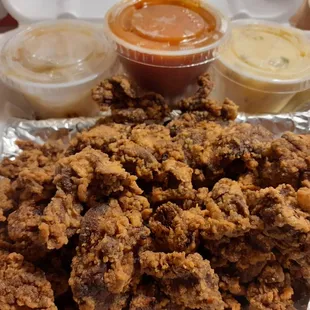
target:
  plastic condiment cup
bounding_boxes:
[281,88,310,112]
[105,0,231,99]
[0,20,118,119]
[210,19,310,114]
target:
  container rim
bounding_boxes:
[104,0,231,58]
[117,52,216,68]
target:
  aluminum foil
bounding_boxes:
[1,110,310,160]
[237,111,310,135]
[0,110,310,309]
[0,112,109,160]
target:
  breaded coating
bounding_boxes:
[0,226,13,253]
[152,159,195,203]
[0,178,14,222]
[247,184,310,250]
[17,140,64,160]
[66,123,131,155]
[130,124,185,162]
[238,172,261,191]
[0,149,46,179]
[118,191,152,220]
[39,190,83,250]
[222,294,241,310]
[281,251,310,289]
[110,140,160,181]
[175,74,238,122]
[149,179,260,253]
[297,187,310,212]
[129,282,168,310]
[129,277,187,310]
[139,251,225,309]
[169,122,273,186]
[260,132,310,188]
[0,251,56,310]
[177,98,238,123]
[211,179,250,219]
[92,75,135,103]
[149,202,205,253]
[204,123,274,182]
[247,263,294,310]
[5,189,82,256]
[0,141,64,237]
[92,75,169,123]
[176,74,215,109]
[247,184,310,289]
[204,178,261,239]
[219,275,246,297]
[207,237,275,284]
[55,147,141,204]
[70,200,150,310]
[171,120,223,167]
[11,166,56,202]
[0,140,63,180]
[130,124,171,149]
[211,123,274,167]
[7,201,48,262]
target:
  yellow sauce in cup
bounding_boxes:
[211,20,310,114]
[224,24,309,82]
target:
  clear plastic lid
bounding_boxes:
[216,19,310,92]
[104,0,231,67]
[0,19,117,89]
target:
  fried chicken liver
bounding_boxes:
[0,73,310,309]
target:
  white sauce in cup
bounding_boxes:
[0,20,118,119]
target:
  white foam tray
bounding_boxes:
[1,0,305,23]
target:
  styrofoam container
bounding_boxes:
[0,0,308,118]
[0,19,118,118]
[1,0,304,24]
[0,1,7,20]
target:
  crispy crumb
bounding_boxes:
[0,251,56,309]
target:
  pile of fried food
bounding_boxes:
[1,74,310,310]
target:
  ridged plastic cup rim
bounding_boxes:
[216,19,310,92]
[115,53,217,68]
[104,0,231,59]
[0,19,117,90]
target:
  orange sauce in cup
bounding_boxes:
[106,0,230,97]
